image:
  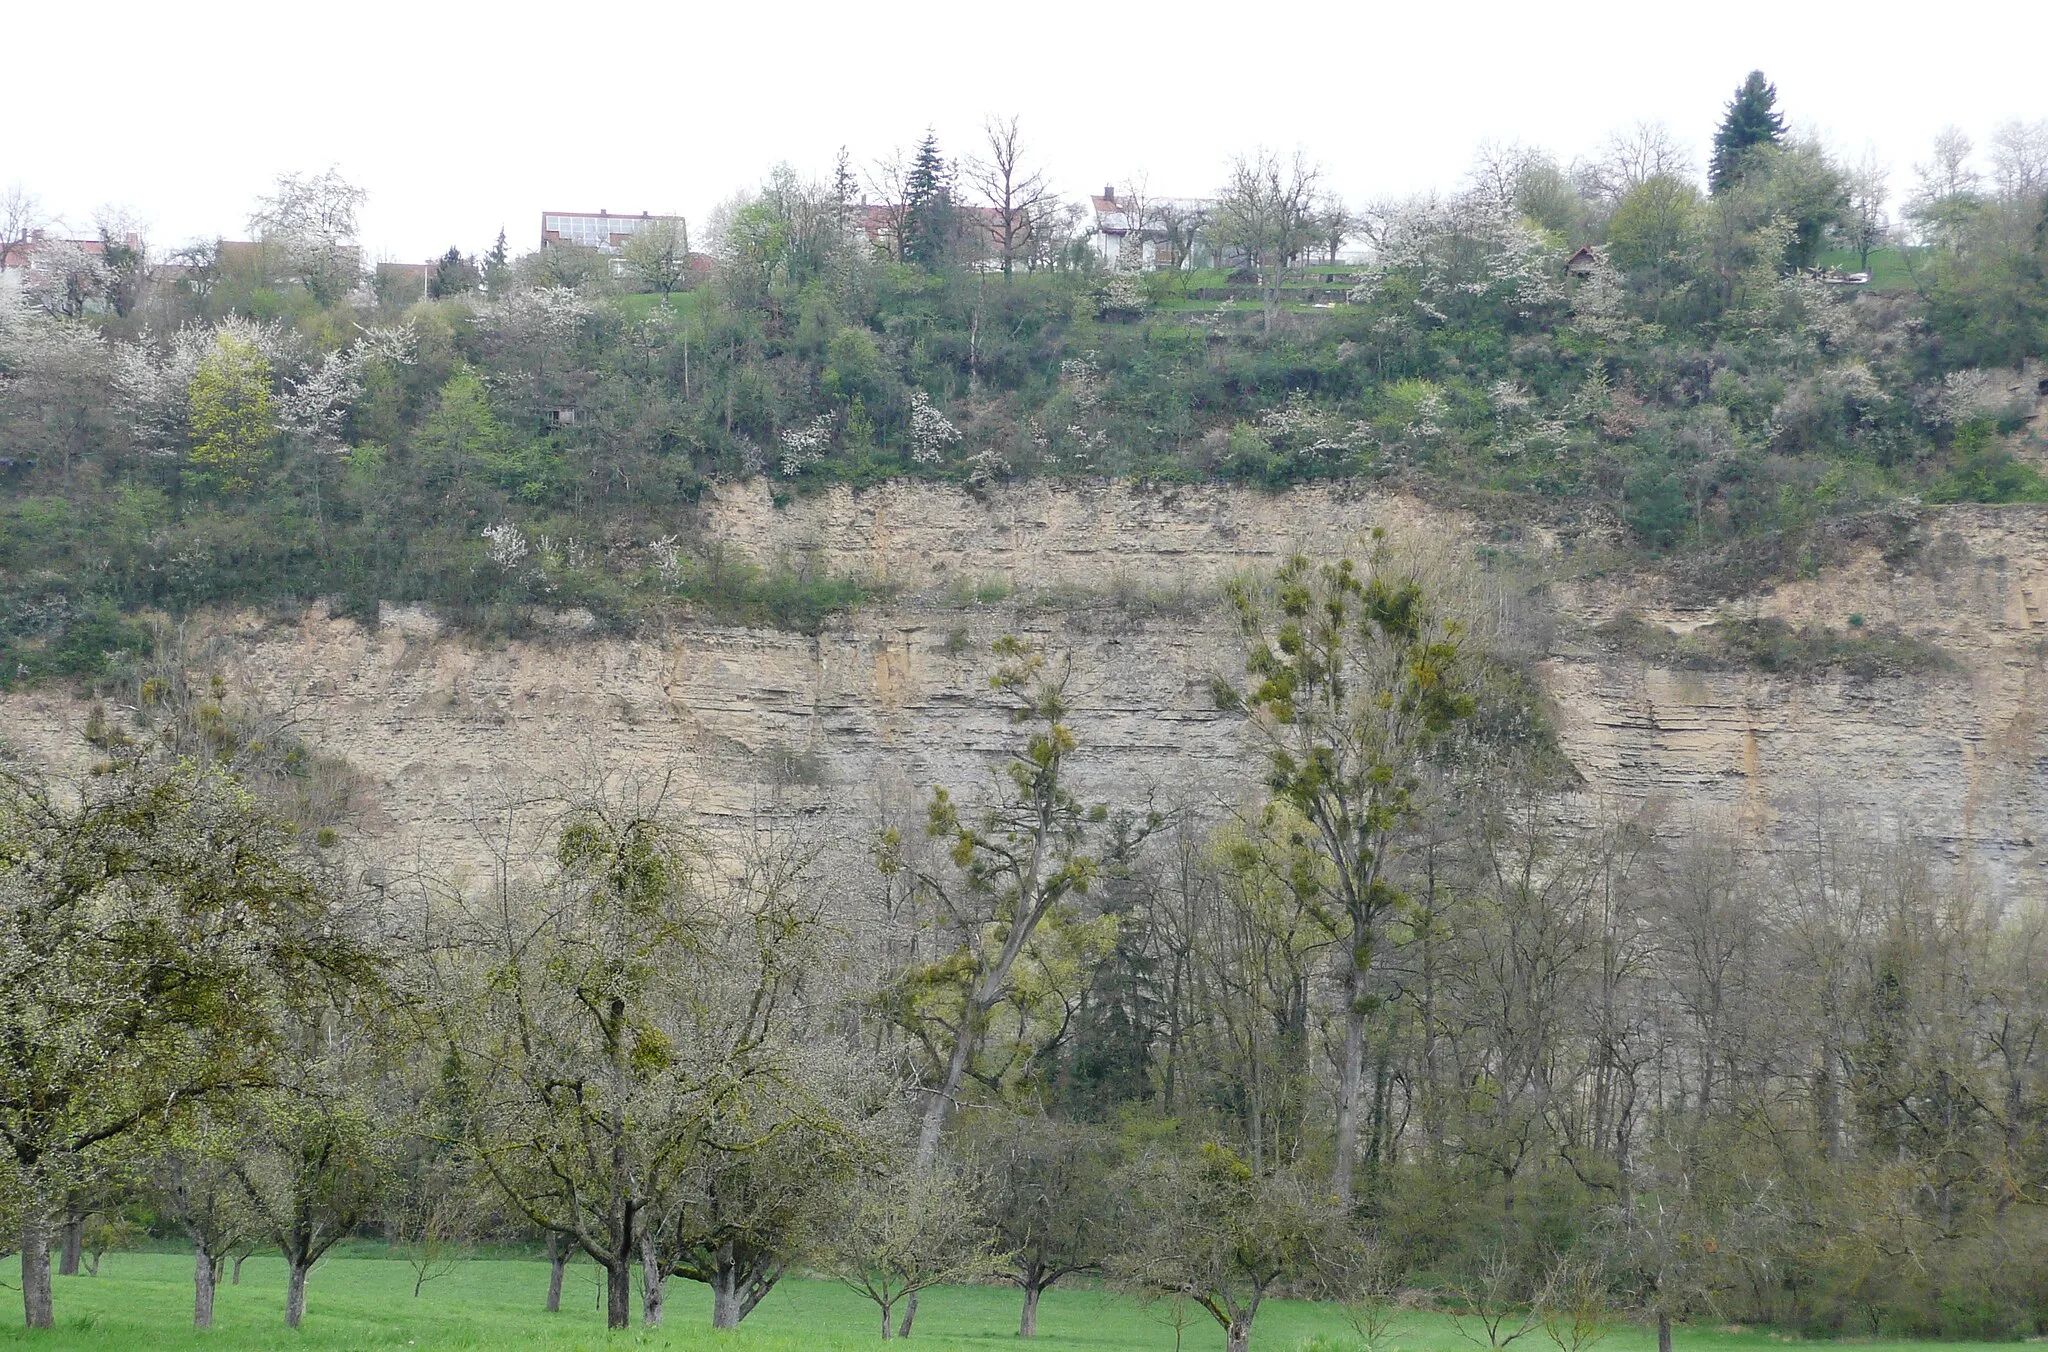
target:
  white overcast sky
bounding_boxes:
[5,0,2044,262]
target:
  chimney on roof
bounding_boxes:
[1104,185,1115,201]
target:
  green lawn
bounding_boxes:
[611,290,712,323]
[0,1252,2022,1352]
[1815,246,1926,292]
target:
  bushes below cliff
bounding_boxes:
[1597,612,1957,678]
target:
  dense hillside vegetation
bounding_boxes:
[6,82,2048,1351]
[4,90,2046,685]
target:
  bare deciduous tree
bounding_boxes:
[965,115,1053,280]
[1842,148,1891,272]
[1211,149,1321,334]
[1582,122,1691,204]
[1989,118,2048,204]
[438,784,832,1330]
[1111,1148,1345,1352]
[820,1158,1002,1339]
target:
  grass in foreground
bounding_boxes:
[0,1252,2025,1352]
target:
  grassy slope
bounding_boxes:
[0,1253,2023,1352]
[1815,247,1924,292]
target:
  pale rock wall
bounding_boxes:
[4,482,2044,898]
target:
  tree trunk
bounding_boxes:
[880,1296,895,1339]
[20,1206,54,1330]
[605,1258,631,1330]
[917,1029,975,1167]
[193,1239,217,1329]
[544,1233,566,1313]
[1658,1310,1673,1352]
[1228,1313,1253,1352]
[1332,963,1367,1206]
[232,1253,247,1284]
[285,1259,310,1329]
[58,1215,83,1277]
[1019,1281,1042,1337]
[903,1029,978,1343]
[639,1232,666,1328]
[712,1271,743,1330]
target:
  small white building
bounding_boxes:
[1083,186,1216,271]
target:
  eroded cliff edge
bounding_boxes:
[5,481,2044,896]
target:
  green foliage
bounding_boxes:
[1918,200,2048,365]
[902,130,956,269]
[1710,70,1786,194]
[1925,429,2048,504]
[1597,612,1957,678]
[186,336,275,494]
[1607,177,1704,311]
[3,127,2042,687]
[0,596,153,690]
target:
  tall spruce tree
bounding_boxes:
[902,130,955,268]
[482,228,510,295]
[1710,70,1787,194]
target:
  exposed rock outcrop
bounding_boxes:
[5,482,2042,896]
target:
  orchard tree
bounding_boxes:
[0,760,371,1329]
[149,1140,256,1329]
[227,1046,392,1328]
[223,947,395,1329]
[1111,1145,1347,1352]
[666,1058,878,1331]
[820,1157,1003,1339]
[970,1114,1115,1337]
[440,791,828,1329]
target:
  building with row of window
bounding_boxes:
[540,210,681,252]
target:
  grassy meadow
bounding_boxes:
[0,1251,2024,1352]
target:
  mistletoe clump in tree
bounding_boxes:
[1221,539,1482,1207]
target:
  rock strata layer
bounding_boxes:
[4,482,2043,897]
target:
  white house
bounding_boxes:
[1083,186,1216,271]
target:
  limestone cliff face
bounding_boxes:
[4,482,2044,897]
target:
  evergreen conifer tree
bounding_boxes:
[1710,70,1787,194]
[482,228,510,295]
[902,130,955,268]
[429,246,476,298]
